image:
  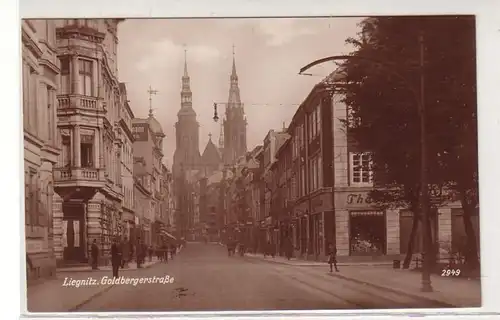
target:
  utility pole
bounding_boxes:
[419,30,433,292]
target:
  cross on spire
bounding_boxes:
[183,44,188,76]
[208,133,212,140]
[232,43,235,57]
[147,85,158,117]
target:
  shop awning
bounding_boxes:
[350,211,384,217]
[162,230,176,241]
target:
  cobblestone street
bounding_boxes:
[27,243,480,312]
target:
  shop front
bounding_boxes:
[292,199,308,258]
[308,189,334,260]
[334,190,400,259]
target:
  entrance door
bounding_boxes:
[62,202,86,263]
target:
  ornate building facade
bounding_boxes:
[52,19,126,266]
[23,19,61,281]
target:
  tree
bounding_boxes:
[339,16,479,269]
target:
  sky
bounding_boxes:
[117,17,363,168]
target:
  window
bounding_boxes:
[300,165,305,197]
[350,152,373,185]
[315,105,321,136]
[47,88,54,142]
[45,20,55,45]
[22,64,29,128]
[27,67,38,132]
[25,170,38,226]
[60,57,71,94]
[79,59,93,96]
[309,156,322,192]
[81,142,93,168]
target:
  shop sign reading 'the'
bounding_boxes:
[346,193,373,205]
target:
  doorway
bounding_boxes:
[62,202,86,263]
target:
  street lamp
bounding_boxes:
[299,31,432,292]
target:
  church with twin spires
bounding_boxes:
[172,48,247,180]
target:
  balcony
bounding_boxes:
[54,167,106,190]
[57,95,101,112]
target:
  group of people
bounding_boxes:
[155,243,179,262]
[90,237,180,278]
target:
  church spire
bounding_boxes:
[218,121,224,149]
[180,45,193,111]
[184,46,189,77]
[228,44,241,106]
[231,44,237,80]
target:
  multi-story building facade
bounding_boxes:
[52,19,125,266]
[22,19,61,281]
[118,83,135,243]
[259,129,289,245]
[274,136,293,256]
[133,157,152,245]
[132,112,165,247]
[289,73,336,260]
[161,164,176,236]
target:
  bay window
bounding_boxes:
[79,59,93,96]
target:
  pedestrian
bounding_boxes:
[111,238,122,278]
[121,237,130,269]
[136,238,143,268]
[285,237,293,260]
[328,243,339,272]
[91,239,99,270]
[161,243,168,263]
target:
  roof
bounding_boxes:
[288,66,346,134]
[177,106,197,117]
[201,137,221,165]
[148,116,164,135]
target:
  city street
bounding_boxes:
[28,242,469,312]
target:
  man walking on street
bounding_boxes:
[136,239,145,268]
[91,239,99,270]
[328,243,339,272]
[121,237,130,269]
[111,238,122,278]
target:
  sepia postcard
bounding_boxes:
[22,15,482,314]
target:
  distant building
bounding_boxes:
[118,83,135,243]
[132,110,165,247]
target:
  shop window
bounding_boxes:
[349,211,386,256]
[350,152,373,186]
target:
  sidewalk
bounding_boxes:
[245,253,392,267]
[26,271,115,312]
[246,254,481,307]
[57,257,161,273]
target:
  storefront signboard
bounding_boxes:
[336,191,378,210]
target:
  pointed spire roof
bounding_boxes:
[231,44,238,80]
[179,45,196,117]
[183,47,189,77]
[228,44,241,106]
[202,133,221,165]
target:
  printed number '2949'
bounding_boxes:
[441,269,461,276]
